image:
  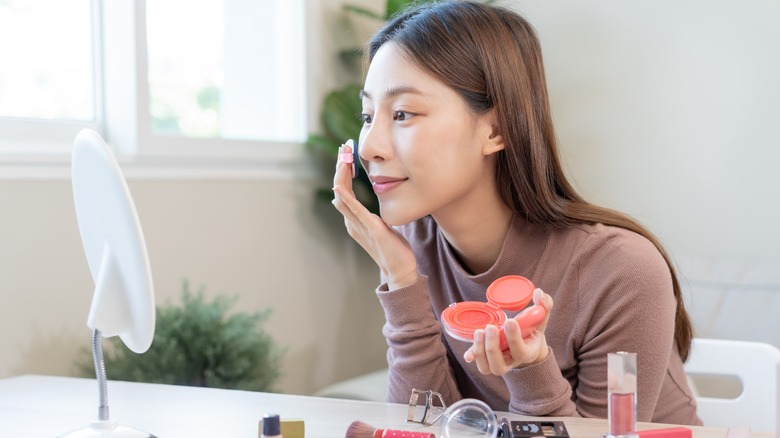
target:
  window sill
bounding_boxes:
[0,153,316,181]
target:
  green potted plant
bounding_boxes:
[75,281,285,392]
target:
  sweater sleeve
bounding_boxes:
[376,275,463,405]
[503,347,578,416]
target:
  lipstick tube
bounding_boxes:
[606,352,638,438]
[637,427,691,438]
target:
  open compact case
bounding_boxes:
[440,275,546,350]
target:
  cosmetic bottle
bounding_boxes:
[261,413,282,438]
[605,352,638,438]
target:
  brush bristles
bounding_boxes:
[345,420,379,438]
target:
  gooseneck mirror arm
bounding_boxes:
[91,329,109,422]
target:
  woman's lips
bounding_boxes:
[371,176,407,195]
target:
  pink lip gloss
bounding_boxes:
[606,352,638,438]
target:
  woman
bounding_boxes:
[332,1,700,425]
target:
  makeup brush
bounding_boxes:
[345,420,435,438]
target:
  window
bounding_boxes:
[0,0,95,121]
[146,0,306,143]
[0,0,100,154]
[0,0,309,171]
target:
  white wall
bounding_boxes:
[518,0,780,260]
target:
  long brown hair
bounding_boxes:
[367,1,693,360]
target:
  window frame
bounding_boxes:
[0,0,318,180]
[0,0,103,157]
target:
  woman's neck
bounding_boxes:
[434,201,514,275]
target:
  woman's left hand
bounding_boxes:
[463,288,554,375]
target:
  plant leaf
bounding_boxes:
[305,134,340,158]
[338,47,364,73]
[384,0,408,19]
[343,4,383,21]
[74,280,285,392]
[385,0,439,20]
[322,83,363,143]
[338,47,364,68]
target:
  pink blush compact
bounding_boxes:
[440,275,545,351]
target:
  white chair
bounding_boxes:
[684,337,780,432]
[312,368,389,402]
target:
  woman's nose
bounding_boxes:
[358,122,391,165]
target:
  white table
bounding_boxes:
[0,375,772,437]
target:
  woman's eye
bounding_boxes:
[393,111,410,121]
[359,113,373,124]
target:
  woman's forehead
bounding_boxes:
[363,43,451,102]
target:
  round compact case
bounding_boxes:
[440,275,546,351]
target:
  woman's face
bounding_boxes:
[359,42,501,226]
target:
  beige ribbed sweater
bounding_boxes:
[376,214,701,425]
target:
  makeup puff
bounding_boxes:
[338,139,359,178]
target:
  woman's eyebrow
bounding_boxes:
[359,86,424,100]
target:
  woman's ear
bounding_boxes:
[480,109,505,156]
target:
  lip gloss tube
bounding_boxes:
[606,352,638,438]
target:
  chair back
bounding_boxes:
[684,337,780,432]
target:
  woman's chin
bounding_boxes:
[378,203,423,227]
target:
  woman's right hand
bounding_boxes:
[332,142,419,290]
